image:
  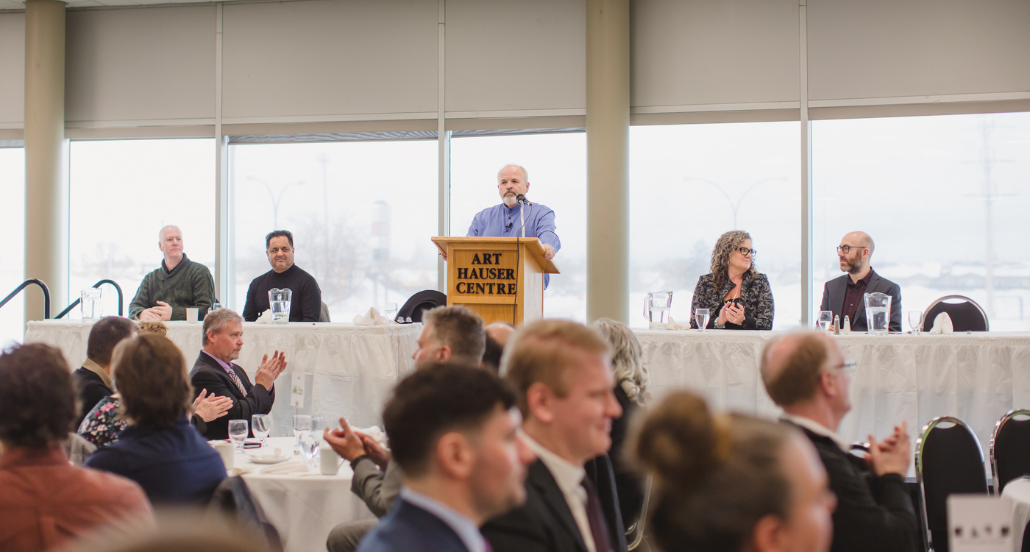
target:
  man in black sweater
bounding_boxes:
[243,230,322,322]
[760,332,919,552]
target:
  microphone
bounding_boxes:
[505,222,513,231]
[516,194,532,205]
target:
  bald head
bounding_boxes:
[843,231,874,255]
[486,323,515,348]
[761,332,837,407]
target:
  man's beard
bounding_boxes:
[842,257,862,273]
[502,193,518,207]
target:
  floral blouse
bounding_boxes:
[77,395,127,449]
[689,271,775,330]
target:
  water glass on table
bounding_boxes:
[298,433,320,469]
[228,419,249,451]
[818,311,834,332]
[695,308,710,332]
[908,311,924,335]
[293,414,312,454]
[252,414,270,445]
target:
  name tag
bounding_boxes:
[290,371,305,408]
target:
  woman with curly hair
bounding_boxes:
[690,230,775,330]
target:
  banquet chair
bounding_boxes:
[397,290,447,323]
[916,416,989,552]
[990,409,1030,494]
[922,295,989,332]
[626,475,653,551]
[320,301,331,322]
[209,476,283,552]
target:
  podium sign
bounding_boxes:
[432,237,559,325]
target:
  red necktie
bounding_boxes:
[582,477,613,552]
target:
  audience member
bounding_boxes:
[0,343,152,552]
[242,230,323,322]
[761,331,918,552]
[356,363,534,552]
[129,225,216,321]
[820,232,902,332]
[412,306,486,369]
[631,390,835,552]
[72,316,137,427]
[84,334,228,505]
[482,322,515,373]
[60,511,273,552]
[690,230,774,330]
[484,319,627,552]
[590,318,649,529]
[189,309,287,440]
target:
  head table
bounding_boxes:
[24,320,421,436]
[637,329,1030,476]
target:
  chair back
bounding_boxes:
[916,416,989,552]
[319,301,331,322]
[922,295,989,332]
[626,475,653,551]
[396,290,447,323]
[990,409,1030,494]
[208,476,283,552]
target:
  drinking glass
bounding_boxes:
[908,311,924,335]
[269,288,293,324]
[385,303,398,321]
[818,311,834,332]
[293,414,312,454]
[252,414,270,445]
[228,419,248,451]
[80,289,102,322]
[695,308,710,332]
[298,433,320,469]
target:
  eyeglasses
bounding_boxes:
[737,247,756,257]
[836,359,857,375]
[836,245,866,255]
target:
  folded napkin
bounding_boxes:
[665,315,692,331]
[353,307,392,326]
[256,310,273,324]
[355,426,389,449]
[228,466,254,476]
[929,312,954,335]
[259,461,310,475]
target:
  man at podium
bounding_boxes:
[466,164,561,288]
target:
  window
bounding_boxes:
[450,132,587,321]
[69,139,216,319]
[228,140,438,319]
[0,147,25,346]
[629,122,802,329]
[813,112,1030,331]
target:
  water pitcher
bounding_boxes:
[643,291,673,330]
[268,288,293,324]
[863,292,892,336]
[80,289,102,322]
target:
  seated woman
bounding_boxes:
[631,391,835,552]
[83,334,228,505]
[591,318,649,530]
[690,230,774,330]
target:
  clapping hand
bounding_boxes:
[324,416,367,462]
[865,421,911,477]
[254,350,287,390]
[356,431,392,470]
[192,388,234,422]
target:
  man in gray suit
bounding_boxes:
[820,231,902,332]
[324,306,487,552]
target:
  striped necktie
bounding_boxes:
[225,366,248,396]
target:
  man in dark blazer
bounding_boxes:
[357,364,534,552]
[189,309,286,440]
[72,316,137,428]
[820,231,902,332]
[760,332,919,552]
[483,320,629,552]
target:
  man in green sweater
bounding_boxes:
[129,225,216,321]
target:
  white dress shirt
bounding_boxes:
[400,487,486,552]
[781,413,851,452]
[520,432,596,552]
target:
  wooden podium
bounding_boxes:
[432,237,559,325]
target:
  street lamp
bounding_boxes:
[248,176,304,229]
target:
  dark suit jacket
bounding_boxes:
[189,352,275,440]
[608,386,643,529]
[72,367,113,429]
[819,269,902,332]
[788,422,919,552]
[483,458,628,552]
[356,497,470,552]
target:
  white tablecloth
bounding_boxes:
[638,330,1030,471]
[25,320,420,435]
[1002,477,1030,549]
[232,437,377,552]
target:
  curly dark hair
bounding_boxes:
[709,230,757,293]
[113,334,193,430]
[0,343,77,448]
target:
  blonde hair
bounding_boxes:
[709,230,757,292]
[501,319,610,417]
[591,318,649,405]
[137,321,168,337]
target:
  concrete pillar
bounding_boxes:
[24,0,67,323]
[585,0,630,324]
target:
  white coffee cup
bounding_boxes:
[213,441,234,469]
[186,308,199,323]
[320,444,343,475]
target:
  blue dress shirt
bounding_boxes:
[466,202,561,288]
